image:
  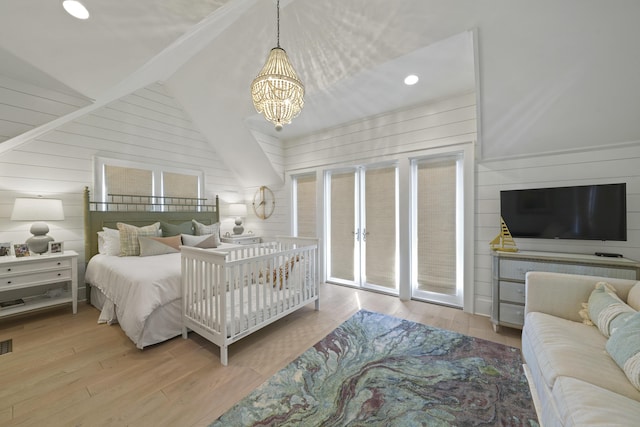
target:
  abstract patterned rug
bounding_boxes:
[210,310,539,427]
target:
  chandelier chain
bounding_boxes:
[276,0,280,48]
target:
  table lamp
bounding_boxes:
[228,203,247,235]
[11,197,65,254]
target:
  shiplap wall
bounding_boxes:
[0,82,241,298]
[474,143,640,315]
[0,75,89,144]
[285,93,477,170]
[238,185,291,240]
[283,91,477,307]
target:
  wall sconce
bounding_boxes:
[228,203,247,235]
[11,197,65,254]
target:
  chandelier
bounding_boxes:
[250,0,304,131]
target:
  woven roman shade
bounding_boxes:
[296,174,316,237]
[416,158,457,294]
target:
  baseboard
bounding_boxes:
[522,363,544,427]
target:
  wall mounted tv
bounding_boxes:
[500,183,627,241]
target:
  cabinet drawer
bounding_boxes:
[500,303,525,327]
[0,269,72,288]
[500,281,525,304]
[239,237,260,244]
[499,259,637,281]
[0,258,72,275]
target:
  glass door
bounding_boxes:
[326,166,398,293]
[327,170,358,285]
[362,166,397,291]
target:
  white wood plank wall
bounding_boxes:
[0,82,242,297]
[285,92,477,170]
[475,143,640,315]
[0,75,89,144]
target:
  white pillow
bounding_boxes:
[97,231,106,254]
[98,227,121,256]
[181,233,219,249]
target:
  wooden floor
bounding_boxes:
[0,283,521,427]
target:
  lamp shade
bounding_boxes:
[228,203,247,217]
[11,198,65,221]
[11,198,64,254]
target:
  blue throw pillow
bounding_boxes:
[606,311,640,391]
[587,282,635,337]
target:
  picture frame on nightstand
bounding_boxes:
[0,242,11,257]
[14,243,30,258]
[48,241,64,254]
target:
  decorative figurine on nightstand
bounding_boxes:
[490,217,518,252]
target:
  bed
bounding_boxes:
[83,188,320,362]
[181,238,319,365]
[83,187,223,348]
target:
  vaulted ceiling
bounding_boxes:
[0,0,476,185]
[1,0,640,186]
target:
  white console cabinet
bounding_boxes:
[491,250,640,332]
[0,250,78,318]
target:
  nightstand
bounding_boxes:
[221,234,261,245]
[0,250,78,318]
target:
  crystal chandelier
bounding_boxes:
[250,0,304,131]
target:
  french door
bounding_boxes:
[326,165,398,293]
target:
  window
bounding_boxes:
[95,157,203,208]
[412,154,463,307]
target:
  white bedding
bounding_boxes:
[85,253,182,348]
[85,244,240,349]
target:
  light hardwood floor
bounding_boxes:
[0,283,521,427]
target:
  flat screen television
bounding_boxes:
[500,183,627,241]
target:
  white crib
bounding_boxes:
[181,237,319,365]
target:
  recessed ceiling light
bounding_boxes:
[63,0,90,20]
[404,74,419,86]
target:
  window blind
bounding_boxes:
[416,159,457,295]
[364,167,396,289]
[296,174,316,237]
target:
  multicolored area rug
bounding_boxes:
[210,310,539,427]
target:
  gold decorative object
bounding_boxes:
[490,217,518,252]
[252,186,275,220]
[250,0,304,131]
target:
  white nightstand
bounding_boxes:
[221,234,261,245]
[0,250,78,318]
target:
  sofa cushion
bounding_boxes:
[523,312,640,401]
[553,377,640,426]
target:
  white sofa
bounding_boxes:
[521,271,640,427]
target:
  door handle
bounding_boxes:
[352,228,360,241]
[362,228,370,241]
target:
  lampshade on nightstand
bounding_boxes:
[11,197,65,254]
[229,203,247,235]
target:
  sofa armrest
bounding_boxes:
[525,271,637,323]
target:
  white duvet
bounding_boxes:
[85,253,182,348]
